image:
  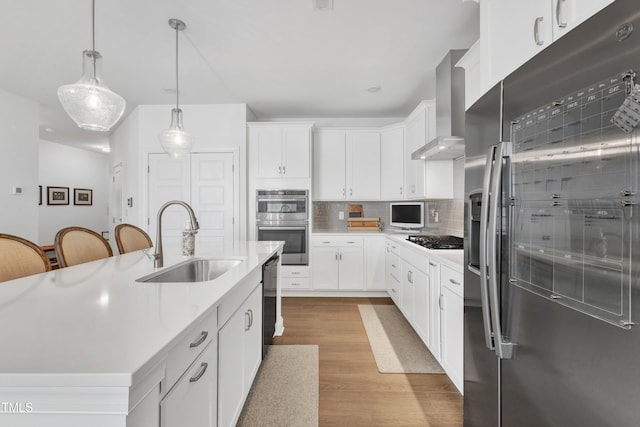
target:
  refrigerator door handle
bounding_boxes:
[479,144,497,351]
[487,141,514,360]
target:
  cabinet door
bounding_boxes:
[483,0,552,86]
[425,160,454,199]
[553,0,614,40]
[400,262,415,322]
[405,108,426,198]
[364,236,386,291]
[218,305,245,427]
[282,127,310,178]
[412,267,431,345]
[313,132,346,200]
[346,131,381,200]
[381,127,405,200]
[338,247,364,290]
[243,285,263,392]
[441,285,464,392]
[255,127,283,178]
[161,341,217,427]
[311,246,339,289]
[429,260,442,360]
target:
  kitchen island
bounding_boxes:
[0,240,283,426]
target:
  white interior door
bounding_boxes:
[148,154,191,247]
[191,153,235,252]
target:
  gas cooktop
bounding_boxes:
[407,235,464,250]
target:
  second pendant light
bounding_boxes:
[158,19,194,158]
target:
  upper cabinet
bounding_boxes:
[480,0,614,92]
[380,125,405,200]
[248,123,313,179]
[313,129,381,200]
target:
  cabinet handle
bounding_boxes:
[449,278,461,286]
[282,165,286,174]
[346,241,355,244]
[335,252,338,261]
[189,362,209,383]
[556,0,567,28]
[439,295,444,310]
[291,282,301,286]
[429,262,437,267]
[342,188,346,196]
[248,309,254,328]
[407,270,413,284]
[350,188,353,196]
[291,271,300,275]
[391,288,397,293]
[391,245,396,249]
[245,311,251,331]
[400,186,403,195]
[534,16,544,46]
[322,241,331,244]
[391,264,397,268]
[278,166,282,175]
[339,252,343,261]
[189,331,208,348]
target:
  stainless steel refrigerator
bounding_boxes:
[464,2,640,426]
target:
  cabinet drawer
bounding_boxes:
[281,265,310,278]
[441,265,463,297]
[281,277,312,289]
[165,308,218,393]
[311,235,363,247]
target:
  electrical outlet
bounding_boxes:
[338,211,344,220]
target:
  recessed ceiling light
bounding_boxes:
[44,127,55,133]
[101,146,111,153]
[313,0,333,11]
[366,86,381,93]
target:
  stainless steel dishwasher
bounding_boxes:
[262,255,279,358]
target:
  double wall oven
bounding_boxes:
[256,190,309,266]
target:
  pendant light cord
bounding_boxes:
[175,23,180,109]
[91,0,97,81]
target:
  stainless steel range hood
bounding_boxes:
[411,49,467,160]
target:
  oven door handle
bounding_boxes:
[257,226,307,231]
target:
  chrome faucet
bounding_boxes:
[153,200,200,268]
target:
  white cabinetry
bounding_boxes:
[160,308,218,427]
[380,125,405,200]
[386,240,401,305]
[218,283,263,427]
[311,236,364,290]
[281,265,312,290]
[428,259,442,360]
[364,236,387,291]
[405,104,427,199]
[313,130,381,200]
[481,0,613,90]
[440,265,464,393]
[160,340,218,427]
[248,123,312,179]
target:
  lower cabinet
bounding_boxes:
[364,236,387,291]
[428,259,442,360]
[385,241,401,305]
[160,340,218,427]
[311,236,364,290]
[440,265,464,392]
[218,284,263,427]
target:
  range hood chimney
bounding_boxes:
[412,49,467,160]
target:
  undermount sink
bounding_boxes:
[137,258,244,283]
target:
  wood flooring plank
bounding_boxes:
[273,296,462,426]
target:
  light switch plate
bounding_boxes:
[338,211,344,220]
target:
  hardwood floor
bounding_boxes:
[273,297,462,426]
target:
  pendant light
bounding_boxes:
[158,19,194,158]
[57,0,126,132]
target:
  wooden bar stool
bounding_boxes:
[114,224,153,254]
[0,234,51,282]
[54,227,113,268]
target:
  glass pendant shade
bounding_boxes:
[57,50,126,132]
[158,108,194,158]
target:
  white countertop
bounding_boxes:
[0,240,283,388]
[313,231,464,270]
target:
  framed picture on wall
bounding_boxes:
[74,188,93,206]
[47,186,69,205]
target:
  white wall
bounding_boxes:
[110,103,250,240]
[38,141,110,245]
[0,89,39,242]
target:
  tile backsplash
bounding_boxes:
[313,199,463,237]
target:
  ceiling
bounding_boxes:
[1,0,479,151]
